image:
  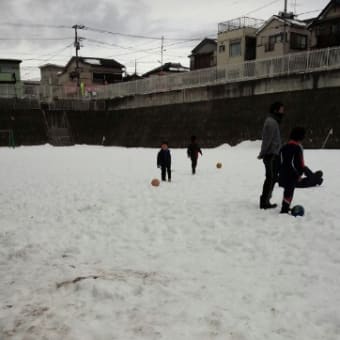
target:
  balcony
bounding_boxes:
[218,17,264,34]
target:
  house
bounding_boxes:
[22,80,40,98]
[57,56,125,95]
[0,59,21,84]
[189,38,217,70]
[123,73,143,81]
[39,64,64,85]
[39,64,64,101]
[0,59,22,98]
[256,12,310,59]
[217,17,264,67]
[142,62,189,77]
[309,0,340,48]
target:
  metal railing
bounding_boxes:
[95,46,340,99]
[218,17,265,33]
[1,46,340,101]
[0,84,17,98]
[0,83,40,99]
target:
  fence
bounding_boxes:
[0,84,18,98]
[218,17,265,33]
[95,46,340,99]
[0,83,40,99]
[1,46,340,101]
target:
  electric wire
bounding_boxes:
[245,0,282,16]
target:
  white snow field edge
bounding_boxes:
[0,142,339,340]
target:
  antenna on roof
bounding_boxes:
[292,0,297,14]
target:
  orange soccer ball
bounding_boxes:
[216,162,222,169]
[151,178,160,187]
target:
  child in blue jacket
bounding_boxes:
[157,141,171,182]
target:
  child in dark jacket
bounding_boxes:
[157,141,171,182]
[187,136,202,174]
[278,127,306,213]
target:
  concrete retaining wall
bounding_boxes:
[106,69,340,110]
[102,87,340,148]
[0,98,47,146]
[1,70,339,148]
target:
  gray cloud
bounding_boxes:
[0,0,331,79]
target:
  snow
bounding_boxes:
[83,59,101,65]
[0,143,339,340]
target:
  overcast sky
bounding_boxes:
[0,0,330,79]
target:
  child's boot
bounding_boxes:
[280,200,290,214]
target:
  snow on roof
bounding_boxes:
[83,58,101,65]
[285,18,308,27]
[169,67,189,72]
[39,63,64,69]
[257,15,307,34]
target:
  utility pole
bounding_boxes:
[160,36,164,72]
[134,59,137,75]
[72,24,85,88]
[283,0,288,54]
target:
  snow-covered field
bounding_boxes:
[0,143,339,340]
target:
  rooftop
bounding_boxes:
[78,57,125,69]
[143,62,189,77]
[39,63,64,69]
[218,17,265,33]
[0,59,22,64]
[257,14,308,34]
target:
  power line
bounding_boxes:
[0,37,73,41]
[0,20,213,42]
[245,0,281,16]
[83,37,165,55]
[38,43,73,64]
[296,9,321,17]
[110,38,199,58]
[0,22,70,29]
[85,38,133,50]
[85,26,160,40]
[125,60,160,64]
[85,25,206,42]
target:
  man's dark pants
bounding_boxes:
[261,154,280,204]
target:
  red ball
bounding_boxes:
[151,178,160,187]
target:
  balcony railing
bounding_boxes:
[95,46,340,99]
[218,17,265,33]
[1,46,340,101]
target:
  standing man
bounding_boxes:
[258,102,285,209]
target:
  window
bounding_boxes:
[316,24,330,36]
[93,73,119,84]
[229,40,241,57]
[219,44,225,53]
[290,32,307,50]
[331,22,340,34]
[266,33,283,51]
